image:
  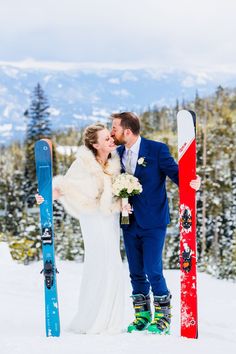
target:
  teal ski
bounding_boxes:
[35,139,60,337]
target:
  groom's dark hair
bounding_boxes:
[111,112,140,135]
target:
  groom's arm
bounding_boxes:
[159,143,179,186]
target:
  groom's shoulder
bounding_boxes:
[142,137,167,151]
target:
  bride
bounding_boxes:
[36,123,126,334]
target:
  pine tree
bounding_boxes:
[140,109,154,136]
[198,87,236,278]
[24,83,53,206]
[0,146,7,237]
[0,144,24,236]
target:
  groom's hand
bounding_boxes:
[189,175,201,191]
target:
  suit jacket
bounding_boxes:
[117,137,179,229]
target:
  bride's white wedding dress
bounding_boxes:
[69,211,124,334]
[53,146,124,334]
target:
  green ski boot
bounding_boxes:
[147,293,172,334]
[127,294,152,333]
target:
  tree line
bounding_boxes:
[0,83,235,280]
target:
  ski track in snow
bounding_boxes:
[0,244,235,354]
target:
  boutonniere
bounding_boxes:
[137,157,147,167]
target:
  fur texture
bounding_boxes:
[53,145,121,218]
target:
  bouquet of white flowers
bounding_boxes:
[112,173,143,224]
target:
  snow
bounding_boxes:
[0,123,12,132]
[91,108,110,118]
[108,78,120,85]
[56,145,79,156]
[48,107,60,116]
[121,72,138,82]
[0,242,235,354]
[111,89,131,97]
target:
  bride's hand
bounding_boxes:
[35,187,62,204]
[122,203,133,214]
[35,194,44,205]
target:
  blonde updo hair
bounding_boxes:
[83,123,107,156]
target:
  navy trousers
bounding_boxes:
[122,220,169,296]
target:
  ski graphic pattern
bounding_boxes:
[177,110,198,339]
[35,139,60,337]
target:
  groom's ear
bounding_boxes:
[124,128,132,137]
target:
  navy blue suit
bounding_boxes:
[117,137,179,296]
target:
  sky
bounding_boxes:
[0,0,236,72]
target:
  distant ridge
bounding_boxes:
[1,62,236,145]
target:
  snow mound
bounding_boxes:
[0,242,13,265]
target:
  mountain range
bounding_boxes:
[1,62,236,145]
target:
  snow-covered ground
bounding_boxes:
[0,242,235,354]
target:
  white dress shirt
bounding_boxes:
[122,136,141,174]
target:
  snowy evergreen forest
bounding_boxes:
[0,84,235,280]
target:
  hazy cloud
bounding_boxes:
[0,0,236,72]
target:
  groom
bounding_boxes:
[111,112,200,334]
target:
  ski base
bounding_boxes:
[177,110,198,339]
[35,139,60,337]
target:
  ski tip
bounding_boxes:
[35,139,53,158]
[41,139,53,154]
[177,109,196,118]
[188,110,196,130]
[177,110,196,131]
[177,109,189,118]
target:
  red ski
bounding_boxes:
[177,110,198,339]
